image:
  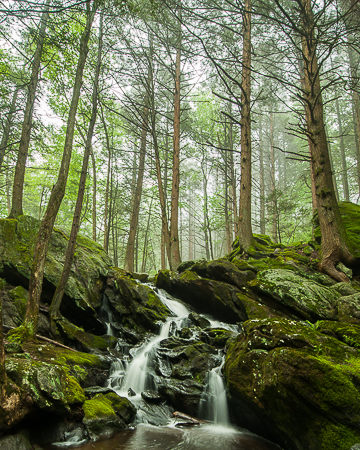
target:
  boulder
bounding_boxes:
[225,318,360,450]
[104,269,170,335]
[250,269,339,320]
[156,269,247,323]
[0,216,110,333]
[82,392,135,440]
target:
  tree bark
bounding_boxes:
[0,292,6,402]
[90,147,97,242]
[9,5,49,217]
[169,36,182,269]
[0,86,20,171]
[300,0,353,281]
[237,0,253,250]
[101,105,112,254]
[259,116,266,234]
[50,10,103,321]
[124,98,149,271]
[335,97,350,201]
[269,111,278,242]
[23,2,96,337]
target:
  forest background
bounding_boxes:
[0,0,359,277]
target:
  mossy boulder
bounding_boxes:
[0,216,110,333]
[339,201,360,258]
[83,392,135,440]
[56,318,117,353]
[178,259,256,289]
[103,269,170,336]
[156,269,248,323]
[225,318,360,450]
[250,269,339,321]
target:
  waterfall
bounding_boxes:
[109,288,190,396]
[100,296,114,336]
[199,355,230,425]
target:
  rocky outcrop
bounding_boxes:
[225,318,360,450]
[0,216,110,333]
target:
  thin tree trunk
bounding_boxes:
[224,149,232,253]
[169,17,182,268]
[49,10,102,321]
[300,0,353,281]
[347,40,360,195]
[90,148,97,241]
[9,5,50,217]
[124,98,149,271]
[269,111,278,243]
[259,116,265,234]
[101,105,112,254]
[335,97,350,201]
[23,2,96,338]
[0,87,19,171]
[188,188,195,259]
[237,0,253,250]
[141,196,154,273]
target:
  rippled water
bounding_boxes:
[69,424,280,450]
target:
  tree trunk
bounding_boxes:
[90,148,97,242]
[300,0,353,281]
[169,37,182,269]
[224,149,232,253]
[23,2,96,338]
[259,116,266,234]
[0,87,20,171]
[50,10,102,321]
[269,111,278,242]
[9,5,49,217]
[101,105,112,254]
[335,97,350,201]
[124,99,149,272]
[237,0,253,250]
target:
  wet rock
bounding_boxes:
[104,270,170,335]
[225,318,360,450]
[128,388,136,397]
[156,270,247,323]
[158,379,204,416]
[82,392,135,440]
[141,390,163,404]
[0,432,32,450]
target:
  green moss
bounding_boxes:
[316,321,360,349]
[83,394,117,420]
[180,270,201,282]
[65,375,86,404]
[317,422,360,450]
[9,286,28,318]
[146,291,169,319]
[58,319,115,351]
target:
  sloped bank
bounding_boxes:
[155,203,360,450]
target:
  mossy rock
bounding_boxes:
[225,318,360,449]
[156,269,248,323]
[57,318,116,353]
[0,215,109,333]
[339,201,360,258]
[104,270,170,335]
[336,293,360,323]
[317,321,360,349]
[5,357,85,412]
[83,393,135,440]
[250,269,339,321]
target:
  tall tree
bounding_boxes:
[299,0,354,280]
[9,3,50,217]
[50,10,103,322]
[22,1,97,338]
[237,0,253,250]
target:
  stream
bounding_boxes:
[51,286,280,449]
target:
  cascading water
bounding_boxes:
[199,355,230,425]
[108,288,190,397]
[99,296,114,336]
